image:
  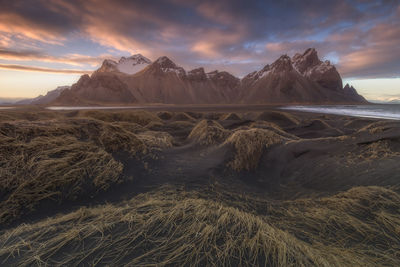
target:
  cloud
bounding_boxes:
[0,63,91,74]
[0,0,399,78]
[0,48,113,67]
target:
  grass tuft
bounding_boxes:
[224,128,288,171]
[188,120,231,145]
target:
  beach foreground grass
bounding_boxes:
[0,107,399,266]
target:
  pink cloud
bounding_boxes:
[0,63,91,74]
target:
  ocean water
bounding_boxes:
[281,104,400,120]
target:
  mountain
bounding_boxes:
[342,83,367,103]
[240,48,366,104]
[96,54,151,75]
[53,49,366,105]
[0,97,25,105]
[16,86,70,105]
[55,56,241,104]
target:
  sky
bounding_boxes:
[0,0,399,100]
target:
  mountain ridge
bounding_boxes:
[53,48,367,105]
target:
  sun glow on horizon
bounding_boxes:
[0,70,81,98]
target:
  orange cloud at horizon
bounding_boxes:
[0,64,91,74]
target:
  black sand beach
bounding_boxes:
[0,106,399,266]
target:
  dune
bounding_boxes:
[0,107,399,266]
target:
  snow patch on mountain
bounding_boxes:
[98,54,151,75]
[154,56,186,76]
[116,54,151,74]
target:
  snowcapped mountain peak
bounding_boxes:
[292,48,321,74]
[97,54,151,75]
[116,54,151,74]
[154,56,186,76]
[154,56,177,67]
[119,54,151,65]
[270,55,293,72]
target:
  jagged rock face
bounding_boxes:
[292,48,321,73]
[240,55,330,104]
[187,68,207,81]
[292,48,342,91]
[343,83,367,103]
[207,71,240,92]
[147,56,186,77]
[97,60,118,73]
[127,58,240,104]
[53,49,367,105]
[241,48,365,104]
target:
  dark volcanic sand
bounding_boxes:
[0,106,399,266]
[1,106,399,224]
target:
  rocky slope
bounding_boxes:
[54,49,366,105]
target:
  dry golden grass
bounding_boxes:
[171,112,195,121]
[256,111,299,127]
[0,135,123,225]
[188,120,231,145]
[110,121,145,133]
[0,111,171,225]
[0,108,59,122]
[136,131,174,151]
[250,121,300,140]
[224,128,288,171]
[220,112,241,121]
[78,110,161,126]
[345,140,400,165]
[357,121,400,135]
[1,185,398,266]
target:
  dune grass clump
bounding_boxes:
[78,110,161,126]
[110,121,145,134]
[136,131,174,151]
[220,112,241,121]
[171,112,195,121]
[96,124,145,155]
[250,121,299,140]
[188,120,231,145]
[346,140,400,163]
[256,111,299,128]
[0,135,123,225]
[224,128,287,171]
